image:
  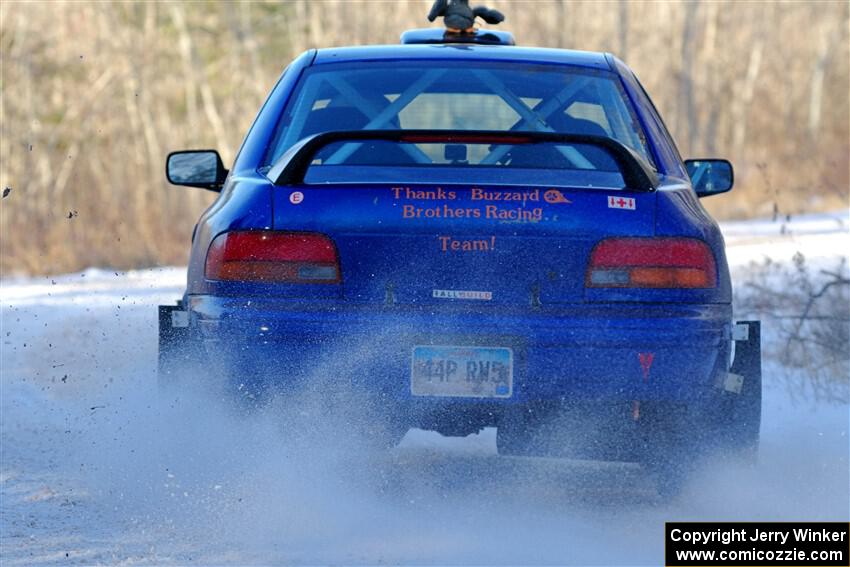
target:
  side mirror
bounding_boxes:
[684,159,734,197]
[166,150,228,192]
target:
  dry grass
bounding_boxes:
[737,254,850,403]
[1,0,848,275]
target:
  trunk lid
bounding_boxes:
[272,184,655,306]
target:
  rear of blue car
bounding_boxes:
[160,38,760,494]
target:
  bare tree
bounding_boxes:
[0,0,847,275]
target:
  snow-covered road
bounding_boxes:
[1,213,848,565]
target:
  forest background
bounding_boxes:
[1,0,847,275]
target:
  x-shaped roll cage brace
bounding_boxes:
[277,68,637,168]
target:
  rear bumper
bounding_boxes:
[186,295,733,406]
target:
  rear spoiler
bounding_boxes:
[267,129,658,191]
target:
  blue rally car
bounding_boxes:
[160,24,761,494]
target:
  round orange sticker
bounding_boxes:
[544,189,571,204]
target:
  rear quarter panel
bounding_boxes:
[655,181,732,302]
[184,49,316,296]
[186,177,274,295]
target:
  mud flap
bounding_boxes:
[158,303,201,388]
[723,320,762,453]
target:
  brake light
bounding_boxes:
[587,238,716,288]
[205,231,340,283]
[399,133,533,145]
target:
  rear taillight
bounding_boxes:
[587,238,716,288]
[205,231,340,283]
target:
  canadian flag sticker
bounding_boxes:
[608,195,636,210]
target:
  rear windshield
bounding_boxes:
[262,61,653,181]
[299,140,629,188]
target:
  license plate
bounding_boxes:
[411,345,513,398]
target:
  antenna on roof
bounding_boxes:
[427,0,505,34]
